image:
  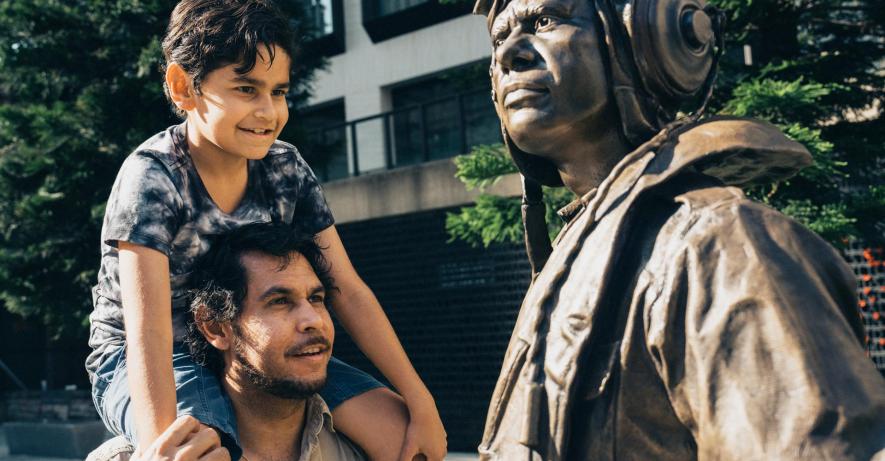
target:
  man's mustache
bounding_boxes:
[285,335,332,356]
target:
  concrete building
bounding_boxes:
[290,0,530,452]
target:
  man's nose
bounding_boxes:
[294,302,325,331]
[495,33,536,74]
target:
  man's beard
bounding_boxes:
[232,334,328,401]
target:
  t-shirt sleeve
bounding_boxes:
[101,153,181,256]
[289,150,335,235]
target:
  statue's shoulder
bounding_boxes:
[667,116,811,188]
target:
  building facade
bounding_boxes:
[293,0,532,451]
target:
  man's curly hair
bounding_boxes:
[185,222,336,376]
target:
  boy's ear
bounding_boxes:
[197,316,235,352]
[166,63,197,112]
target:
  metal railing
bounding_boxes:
[302,88,501,182]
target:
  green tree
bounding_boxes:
[447,0,885,247]
[0,0,325,337]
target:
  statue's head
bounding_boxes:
[475,0,722,186]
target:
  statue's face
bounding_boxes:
[490,0,612,156]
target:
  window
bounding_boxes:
[361,0,470,43]
[297,100,350,182]
[303,0,345,56]
[389,61,500,166]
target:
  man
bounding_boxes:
[473,0,885,459]
[88,223,366,461]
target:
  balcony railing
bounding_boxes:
[302,88,501,182]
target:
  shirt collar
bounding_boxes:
[299,394,336,459]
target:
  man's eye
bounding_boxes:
[535,15,555,31]
[270,297,289,306]
[309,295,325,304]
[236,86,255,94]
[272,89,289,97]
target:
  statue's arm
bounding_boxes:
[646,198,885,460]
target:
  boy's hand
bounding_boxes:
[397,401,447,461]
[133,415,230,461]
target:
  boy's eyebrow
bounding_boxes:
[232,75,290,89]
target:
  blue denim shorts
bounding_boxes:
[91,344,383,459]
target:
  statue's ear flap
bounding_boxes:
[472,0,493,15]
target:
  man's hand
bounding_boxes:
[397,402,447,461]
[133,416,230,461]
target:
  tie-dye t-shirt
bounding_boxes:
[86,123,334,378]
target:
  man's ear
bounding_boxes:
[197,317,235,352]
[165,62,197,112]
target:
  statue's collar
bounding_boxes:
[555,117,811,224]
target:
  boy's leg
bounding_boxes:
[92,344,242,460]
[323,357,409,460]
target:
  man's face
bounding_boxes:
[226,251,334,399]
[187,45,291,161]
[490,0,611,156]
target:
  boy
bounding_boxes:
[87,1,446,459]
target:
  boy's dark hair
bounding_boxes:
[185,222,336,376]
[161,0,295,117]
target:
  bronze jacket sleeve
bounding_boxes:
[646,196,885,460]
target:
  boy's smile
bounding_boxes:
[182,45,291,163]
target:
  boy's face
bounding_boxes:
[186,45,291,161]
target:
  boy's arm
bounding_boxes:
[118,241,178,448]
[316,225,447,461]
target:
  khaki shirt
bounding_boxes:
[87,395,365,461]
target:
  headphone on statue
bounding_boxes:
[475,0,726,187]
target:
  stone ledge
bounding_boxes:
[3,421,109,459]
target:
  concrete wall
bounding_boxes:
[322,158,521,224]
[308,4,492,120]
[306,3,507,224]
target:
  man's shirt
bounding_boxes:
[301,394,366,461]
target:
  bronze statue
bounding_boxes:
[474,0,885,459]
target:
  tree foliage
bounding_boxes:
[447,0,885,248]
[0,0,324,336]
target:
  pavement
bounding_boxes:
[0,426,79,461]
[0,424,478,461]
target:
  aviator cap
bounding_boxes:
[476,0,723,186]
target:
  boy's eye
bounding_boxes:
[236,86,256,94]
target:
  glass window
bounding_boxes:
[390,61,499,167]
[361,0,470,42]
[301,0,345,56]
[377,0,430,16]
[296,101,350,182]
[306,0,335,36]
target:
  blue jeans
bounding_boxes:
[91,344,383,460]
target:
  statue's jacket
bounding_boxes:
[479,118,885,461]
